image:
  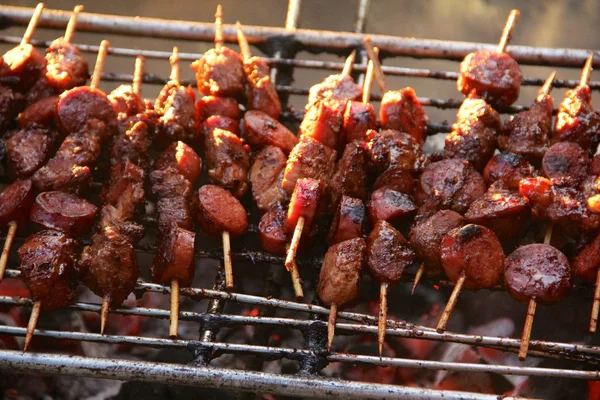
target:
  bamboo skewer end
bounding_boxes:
[378,282,388,358]
[169,279,180,338]
[24,300,41,352]
[327,303,338,352]
[0,221,18,282]
[411,264,424,295]
[222,231,234,290]
[100,296,110,335]
[436,271,466,333]
[519,296,537,361]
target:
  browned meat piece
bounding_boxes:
[317,237,366,307]
[504,244,571,305]
[57,86,117,137]
[152,226,196,286]
[343,100,375,144]
[409,210,465,278]
[330,142,368,208]
[96,206,144,244]
[5,128,55,179]
[498,95,553,164]
[457,50,522,109]
[243,56,281,119]
[367,187,417,226]
[243,110,297,153]
[25,74,56,107]
[444,96,501,170]
[205,127,250,198]
[299,98,346,149]
[0,85,24,133]
[380,88,428,146]
[464,182,530,244]
[191,47,245,98]
[156,196,193,232]
[18,230,78,311]
[282,135,336,195]
[0,179,35,230]
[18,96,59,130]
[541,142,589,186]
[150,167,195,204]
[45,38,89,93]
[416,159,487,214]
[258,203,288,255]
[153,141,202,184]
[572,233,600,284]
[110,121,150,169]
[108,84,145,120]
[202,115,241,138]
[79,227,139,306]
[307,74,361,109]
[328,196,364,246]
[154,83,198,148]
[373,166,415,195]
[249,145,288,212]
[285,178,324,235]
[197,184,248,238]
[483,152,536,190]
[365,129,422,173]
[367,220,415,284]
[0,44,46,92]
[197,95,241,122]
[553,85,600,152]
[30,191,98,236]
[101,160,146,220]
[440,224,504,289]
[593,154,600,176]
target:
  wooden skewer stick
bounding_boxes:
[214,5,224,50]
[236,21,252,61]
[327,303,338,352]
[170,46,181,85]
[377,282,389,357]
[90,40,109,91]
[535,71,556,102]
[363,36,389,94]
[21,3,45,47]
[169,278,180,338]
[23,300,41,352]
[63,5,83,43]
[341,50,356,77]
[100,297,110,334]
[285,217,305,300]
[497,9,520,54]
[436,270,466,333]
[411,263,424,295]
[222,231,234,289]
[590,268,600,333]
[362,47,378,104]
[580,53,594,87]
[0,222,17,282]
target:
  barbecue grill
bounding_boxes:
[0,1,599,399]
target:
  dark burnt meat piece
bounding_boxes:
[328,195,364,246]
[282,135,336,195]
[108,84,145,121]
[440,224,505,289]
[18,96,59,130]
[572,232,600,284]
[504,244,571,305]
[0,85,25,133]
[5,128,55,179]
[317,237,366,308]
[415,158,487,214]
[30,191,98,236]
[367,220,415,284]
[330,142,368,208]
[498,94,553,164]
[25,75,57,106]
[197,95,241,122]
[0,44,46,92]
[203,115,241,139]
[0,179,35,230]
[464,181,530,244]
[154,82,198,148]
[150,167,195,206]
[409,210,465,278]
[457,50,522,109]
[45,38,90,93]
[483,152,536,190]
[152,226,196,286]
[379,88,429,146]
[153,140,202,185]
[101,160,146,221]
[307,74,361,109]
[365,128,422,173]
[367,187,417,227]
[18,230,78,311]
[258,203,288,255]
[299,98,346,150]
[249,145,288,212]
[197,184,248,238]
[156,196,193,233]
[553,85,600,152]
[191,46,245,98]
[56,86,117,138]
[243,56,281,119]
[110,121,150,169]
[541,142,589,187]
[97,206,144,244]
[243,110,297,154]
[285,178,324,236]
[444,96,502,170]
[373,166,415,195]
[343,100,376,144]
[205,127,250,198]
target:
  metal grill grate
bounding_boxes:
[0,1,599,399]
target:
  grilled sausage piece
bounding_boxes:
[440,224,504,290]
[367,188,417,226]
[373,166,415,195]
[330,142,368,208]
[343,100,376,144]
[258,203,288,255]
[379,88,428,146]
[249,146,288,212]
[205,127,250,198]
[45,38,90,93]
[307,74,362,109]
[196,95,241,122]
[285,178,324,235]
[243,56,281,119]
[282,135,336,195]
[483,152,536,190]
[328,196,364,246]
[0,44,46,92]
[367,220,415,284]
[191,46,245,98]
[5,128,55,179]
[409,210,465,278]
[0,85,25,133]
[19,230,78,311]
[0,179,35,230]
[18,96,59,130]
[151,226,196,287]
[202,115,241,139]
[197,184,248,238]
[57,86,117,137]
[572,233,600,284]
[541,142,589,186]
[553,85,600,153]
[108,84,145,121]
[299,98,346,150]
[457,50,522,109]
[154,141,202,185]
[154,83,198,149]
[365,128,422,173]
[30,191,98,237]
[317,237,366,308]
[243,110,297,154]
[504,244,571,305]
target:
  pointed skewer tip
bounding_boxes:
[100,296,110,335]
[24,301,41,352]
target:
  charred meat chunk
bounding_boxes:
[379,88,428,146]
[328,195,364,246]
[367,220,415,284]
[282,135,336,195]
[197,184,248,238]
[243,110,297,154]
[249,145,288,212]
